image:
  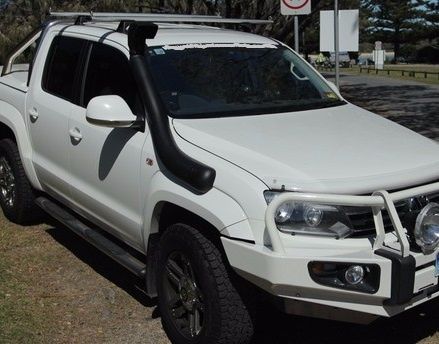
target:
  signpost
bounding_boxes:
[281,0,312,53]
[334,0,339,88]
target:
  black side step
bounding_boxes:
[36,197,146,279]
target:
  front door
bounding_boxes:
[68,41,149,248]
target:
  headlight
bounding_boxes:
[415,202,439,254]
[264,191,353,238]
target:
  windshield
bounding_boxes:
[146,43,344,118]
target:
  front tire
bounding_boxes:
[157,224,254,344]
[0,138,42,224]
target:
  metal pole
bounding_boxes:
[294,16,299,53]
[334,0,340,88]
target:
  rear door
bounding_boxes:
[27,35,86,199]
[68,41,150,248]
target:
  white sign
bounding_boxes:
[281,0,311,15]
[319,9,359,52]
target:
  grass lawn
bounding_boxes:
[319,65,439,85]
[0,219,51,343]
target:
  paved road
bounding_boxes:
[326,73,439,140]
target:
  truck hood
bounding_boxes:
[172,104,439,194]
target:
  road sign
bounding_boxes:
[319,10,359,52]
[281,0,311,15]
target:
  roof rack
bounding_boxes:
[48,11,273,25]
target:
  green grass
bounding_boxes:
[320,66,439,85]
[0,259,40,343]
[381,64,439,73]
[0,222,49,344]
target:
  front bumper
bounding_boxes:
[222,182,439,321]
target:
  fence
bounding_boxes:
[359,67,439,80]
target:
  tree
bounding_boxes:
[423,0,439,42]
[362,0,426,60]
[0,0,142,61]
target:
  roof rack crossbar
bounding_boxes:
[48,11,272,25]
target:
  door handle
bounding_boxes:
[29,108,39,122]
[69,128,83,143]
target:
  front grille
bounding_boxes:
[346,192,439,238]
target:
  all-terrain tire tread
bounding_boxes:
[159,224,254,344]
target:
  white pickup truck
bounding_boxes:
[1,12,439,344]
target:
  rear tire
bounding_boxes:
[0,138,42,225]
[157,223,254,344]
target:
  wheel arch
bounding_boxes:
[0,101,41,190]
[143,172,250,247]
[142,172,253,297]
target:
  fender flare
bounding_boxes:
[142,172,254,250]
[0,100,42,189]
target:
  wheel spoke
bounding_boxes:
[163,251,204,339]
[167,259,185,279]
[0,157,15,207]
[194,308,202,334]
[189,312,196,337]
[181,256,193,277]
[166,266,181,288]
[188,309,202,337]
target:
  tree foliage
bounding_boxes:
[0,0,437,63]
[362,0,432,59]
[423,0,439,41]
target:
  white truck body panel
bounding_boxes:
[173,103,439,195]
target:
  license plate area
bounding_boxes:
[436,253,439,277]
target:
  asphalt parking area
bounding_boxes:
[337,73,439,140]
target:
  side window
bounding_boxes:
[83,42,142,116]
[43,36,85,102]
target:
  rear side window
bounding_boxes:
[82,42,142,115]
[43,36,85,102]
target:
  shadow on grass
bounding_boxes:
[45,222,439,344]
[252,298,439,344]
[45,225,156,310]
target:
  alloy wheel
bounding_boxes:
[163,251,205,339]
[0,157,16,208]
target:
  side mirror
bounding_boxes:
[86,95,140,128]
[326,81,343,99]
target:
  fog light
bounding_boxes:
[308,262,379,293]
[345,265,365,285]
[415,202,439,254]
